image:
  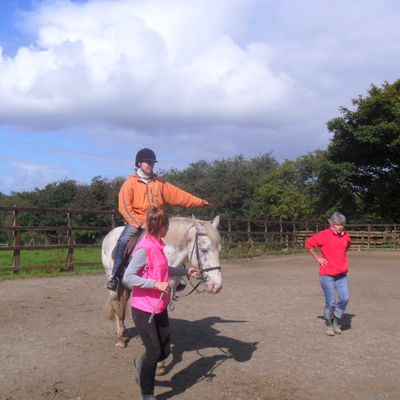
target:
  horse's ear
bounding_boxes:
[192,214,197,223]
[212,215,220,228]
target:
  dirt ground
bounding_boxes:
[1,251,400,400]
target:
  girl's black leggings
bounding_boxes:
[131,306,170,395]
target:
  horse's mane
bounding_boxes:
[165,216,221,248]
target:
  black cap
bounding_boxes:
[135,148,157,168]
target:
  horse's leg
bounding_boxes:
[104,293,123,347]
[111,287,130,348]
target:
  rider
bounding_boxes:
[105,147,210,291]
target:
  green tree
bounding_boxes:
[294,151,360,222]
[249,160,309,221]
[162,154,277,218]
[327,80,400,221]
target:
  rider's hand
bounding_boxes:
[187,267,200,278]
[202,200,211,208]
[154,281,170,293]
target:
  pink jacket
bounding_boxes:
[131,235,169,313]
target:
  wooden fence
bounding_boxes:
[0,206,120,273]
[0,206,398,273]
[218,219,399,258]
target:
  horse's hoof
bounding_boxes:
[115,340,126,348]
[155,365,166,376]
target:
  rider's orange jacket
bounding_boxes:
[119,173,205,228]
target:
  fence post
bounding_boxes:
[247,220,252,257]
[227,219,232,258]
[394,224,397,249]
[66,210,74,271]
[279,221,283,250]
[367,224,371,250]
[292,223,296,250]
[12,206,20,274]
[111,210,116,229]
[264,221,268,255]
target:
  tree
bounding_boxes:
[162,154,277,218]
[294,151,360,222]
[249,160,309,221]
[327,80,400,221]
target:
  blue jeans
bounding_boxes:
[319,274,349,320]
[111,224,140,277]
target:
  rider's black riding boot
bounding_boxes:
[105,275,119,291]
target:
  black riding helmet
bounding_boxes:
[135,148,158,168]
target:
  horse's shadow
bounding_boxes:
[157,316,258,399]
[317,313,355,330]
[123,316,257,398]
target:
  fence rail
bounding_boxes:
[0,206,398,273]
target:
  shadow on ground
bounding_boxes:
[156,316,258,399]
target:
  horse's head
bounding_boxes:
[186,215,222,294]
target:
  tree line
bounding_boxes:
[1,80,399,234]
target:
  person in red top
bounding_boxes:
[305,212,351,336]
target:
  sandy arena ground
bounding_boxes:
[1,251,399,400]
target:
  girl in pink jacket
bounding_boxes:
[123,208,199,400]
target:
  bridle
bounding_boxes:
[171,228,221,302]
[190,230,222,279]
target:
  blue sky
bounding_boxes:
[1,0,400,194]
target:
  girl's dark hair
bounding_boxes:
[147,207,169,236]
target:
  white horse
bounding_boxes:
[102,215,222,350]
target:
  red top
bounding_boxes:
[305,228,351,276]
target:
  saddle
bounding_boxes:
[111,234,141,276]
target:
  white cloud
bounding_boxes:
[0,0,298,132]
[1,161,70,193]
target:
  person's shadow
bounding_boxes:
[340,313,355,330]
[155,316,258,399]
[317,313,355,330]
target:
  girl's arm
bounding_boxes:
[122,248,155,289]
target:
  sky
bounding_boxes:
[1,0,399,195]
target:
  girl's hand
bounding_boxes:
[187,267,200,278]
[154,281,170,293]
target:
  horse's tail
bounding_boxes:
[104,296,116,321]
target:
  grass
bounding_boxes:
[0,248,104,280]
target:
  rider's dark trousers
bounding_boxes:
[131,306,170,395]
[111,224,140,278]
